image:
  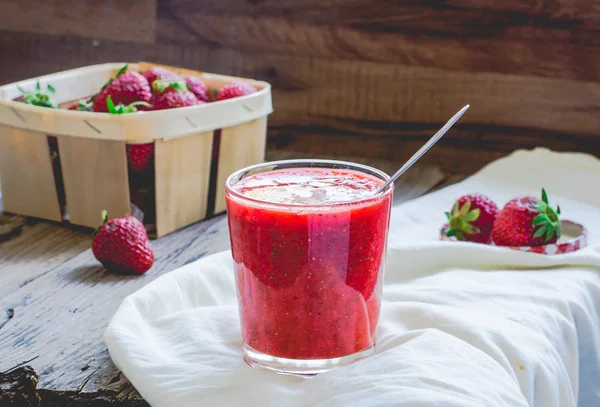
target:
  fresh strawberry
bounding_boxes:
[92,70,152,112]
[491,188,561,247]
[184,76,209,102]
[445,194,499,243]
[215,81,257,101]
[151,80,202,110]
[91,210,154,274]
[106,95,152,114]
[126,143,155,173]
[141,67,182,86]
[87,64,127,108]
[16,82,58,108]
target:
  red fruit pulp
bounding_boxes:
[226,168,393,360]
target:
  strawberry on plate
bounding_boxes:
[445,194,499,243]
[92,210,154,274]
[491,188,561,247]
[141,67,182,86]
[151,80,203,110]
[184,76,209,102]
[92,68,152,112]
[216,81,257,101]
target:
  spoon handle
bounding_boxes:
[375,104,470,194]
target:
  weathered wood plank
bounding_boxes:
[0,218,92,300]
[0,161,449,405]
[58,137,131,229]
[0,214,231,389]
[0,32,598,138]
[156,12,600,81]
[255,58,600,136]
[267,124,600,175]
[0,0,157,43]
[0,128,62,222]
[159,0,600,33]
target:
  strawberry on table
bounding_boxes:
[92,210,154,274]
[216,81,257,101]
[184,76,209,102]
[141,67,182,86]
[445,194,499,243]
[16,81,58,108]
[92,68,152,112]
[151,80,203,110]
[491,188,561,247]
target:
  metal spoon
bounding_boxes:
[375,104,470,194]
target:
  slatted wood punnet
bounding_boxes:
[0,62,273,237]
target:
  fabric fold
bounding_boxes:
[105,148,600,407]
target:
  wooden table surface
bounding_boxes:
[0,153,465,406]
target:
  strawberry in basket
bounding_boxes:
[92,66,152,112]
[151,80,204,110]
[141,66,183,85]
[216,81,257,101]
[491,188,561,247]
[184,76,209,102]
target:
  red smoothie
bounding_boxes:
[226,166,393,362]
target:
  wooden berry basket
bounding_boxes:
[0,62,272,237]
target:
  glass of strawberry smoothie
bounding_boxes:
[225,160,393,375]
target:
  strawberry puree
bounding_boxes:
[226,168,392,360]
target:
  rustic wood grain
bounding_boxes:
[267,123,600,175]
[155,131,213,237]
[0,33,598,138]
[158,0,600,31]
[0,0,156,43]
[0,161,450,405]
[58,137,131,229]
[249,57,600,136]
[156,12,600,81]
[0,214,230,398]
[0,219,92,299]
[0,128,62,222]
[215,118,268,213]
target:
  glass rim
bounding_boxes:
[224,159,394,209]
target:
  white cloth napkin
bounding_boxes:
[105,148,600,407]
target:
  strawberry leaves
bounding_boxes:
[18,81,58,108]
[152,79,186,93]
[106,95,152,114]
[532,187,562,243]
[446,198,482,240]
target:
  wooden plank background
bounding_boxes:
[0,0,598,176]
